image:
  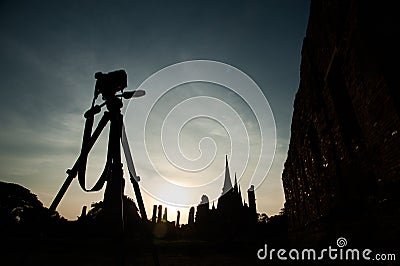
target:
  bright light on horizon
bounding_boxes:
[28,60,283,223]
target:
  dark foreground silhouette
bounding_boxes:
[1,181,291,266]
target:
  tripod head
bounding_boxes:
[88,69,145,117]
[94,69,127,101]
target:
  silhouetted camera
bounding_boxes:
[94,69,127,100]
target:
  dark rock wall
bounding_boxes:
[282,0,400,244]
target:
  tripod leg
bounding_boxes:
[100,109,126,266]
[121,124,160,266]
[49,112,110,211]
[129,177,160,266]
[103,111,125,236]
[130,178,147,222]
[121,124,147,220]
[49,175,74,212]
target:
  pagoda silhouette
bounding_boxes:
[194,155,258,240]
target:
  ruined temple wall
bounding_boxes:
[282,0,400,231]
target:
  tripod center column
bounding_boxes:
[103,97,125,236]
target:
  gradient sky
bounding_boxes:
[0,0,310,222]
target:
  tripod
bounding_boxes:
[49,70,159,265]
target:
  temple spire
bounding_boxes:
[222,155,233,195]
[234,173,238,193]
[239,184,243,203]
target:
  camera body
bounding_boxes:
[94,69,127,100]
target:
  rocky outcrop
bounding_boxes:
[282,0,400,246]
